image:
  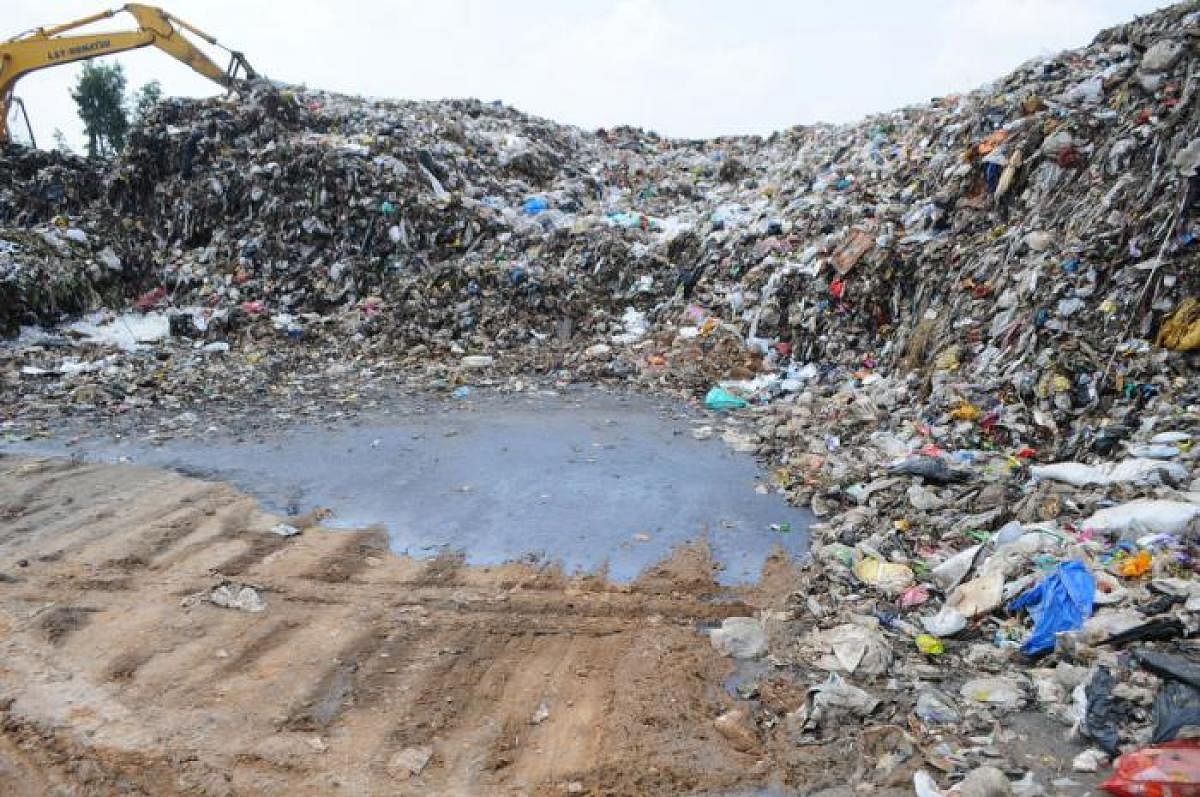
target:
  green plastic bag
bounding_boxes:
[704,386,747,411]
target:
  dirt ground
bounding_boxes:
[0,453,834,797]
[0,454,1100,796]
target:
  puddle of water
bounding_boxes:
[4,390,810,583]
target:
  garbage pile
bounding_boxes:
[3,1,1200,789]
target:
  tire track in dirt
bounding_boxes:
[0,456,807,796]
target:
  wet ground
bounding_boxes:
[2,388,810,584]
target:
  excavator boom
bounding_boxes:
[0,4,255,144]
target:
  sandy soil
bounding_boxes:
[0,454,821,796]
[0,454,1096,796]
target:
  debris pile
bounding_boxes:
[2,1,1200,789]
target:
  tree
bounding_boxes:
[70,61,128,158]
[51,128,74,155]
[129,79,163,126]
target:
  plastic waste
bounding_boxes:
[1099,614,1185,648]
[915,634,944,655]
[960,677,1023,710]
[704,387,747,411]
[709,617,766,659]
[994,521,1024,545]
[888,456,971,484]
[914,770,944,797]
[1156,298,1200,351]
[1151,680,1200,744]
[807,673,880,724]
[1125,444,1181,459]
[915,689,960,723]
[1030,459,1187,487]
[1118,550,1152,578]
[1074,749,1110,772]
[946,572,1004,618]
[811,623,892,675]
[898,585,930,608]
[1083,667,1122,755]
[1007,561,1095,657]
[1083,500,1200,535]
[520,196,548,215]
[922,607,968,637]
[852,558,915,595]
[1134,650,1200,691]
[915,766,1012,797]
[1102,741,1200,797]
[931,545,984,591]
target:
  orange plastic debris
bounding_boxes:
[1119,550,1152,578]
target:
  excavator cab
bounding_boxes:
[1,4,257,144]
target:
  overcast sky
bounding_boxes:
[6,0,1170,150]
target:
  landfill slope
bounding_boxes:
[1,0,1200,794]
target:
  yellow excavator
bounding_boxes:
[1,4,256,144]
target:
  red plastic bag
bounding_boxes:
[1103,740,1200,797]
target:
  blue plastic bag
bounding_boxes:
[1007,560,1094,657]
[521,197,548,215]
[704,387,747,411]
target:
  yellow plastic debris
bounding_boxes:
[1156,298,1200,352]
[853,558,915,595]
[916,635,945,655]
[934,347,960,372]
[950,402,982,422]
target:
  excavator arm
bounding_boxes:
[0,4,256,143]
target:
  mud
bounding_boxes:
[5,389,811,584]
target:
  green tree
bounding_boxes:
[70,61,128,158]
[51,128,74,154]
[129,79,163,125]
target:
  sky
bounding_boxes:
[5,0,1172,150]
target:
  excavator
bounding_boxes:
[1,4,256,144]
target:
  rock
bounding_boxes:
[209,583,266,613]
[387,746,433,779]
[713,708,759,752]
[709,617,767,659]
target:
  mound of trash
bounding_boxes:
[3,1,1200,790]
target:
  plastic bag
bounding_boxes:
[1152,680,1200,744]
[1084,667,1123,755]
[1135,650,1200,691]
[1083,500,1200,535]
[888,456,971,484]
[1102,740,1200,796]
[853,558,915,595]
[704,386,747,411]
[1030,459,1187,487]
[1007,560,1094,657]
